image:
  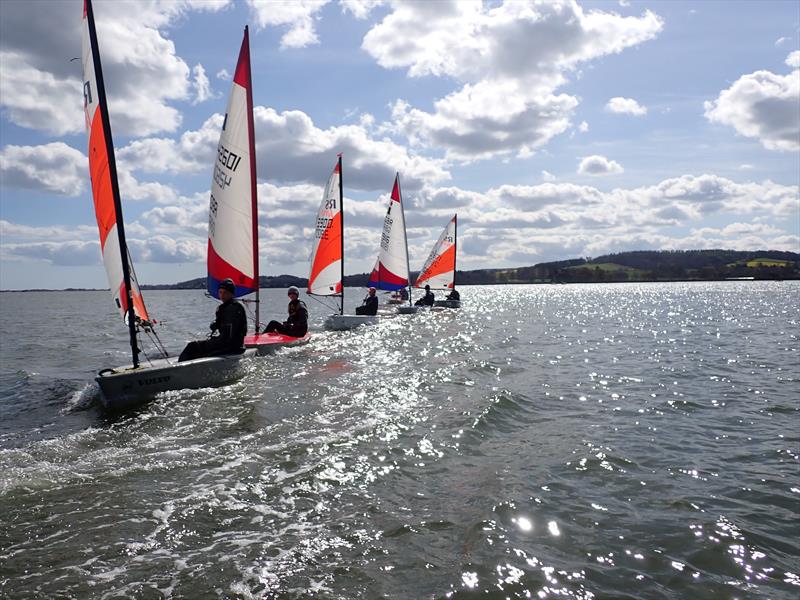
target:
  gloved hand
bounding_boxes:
[209,321,218,332]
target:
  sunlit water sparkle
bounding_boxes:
[1,282,798,599]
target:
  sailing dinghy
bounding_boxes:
[416,214,461,309]
[85,0,253,410]
[314,158,379,331]
[206,27,309,354]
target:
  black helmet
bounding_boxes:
[219,278,235,293]
[425,284,430,290]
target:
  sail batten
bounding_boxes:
[415,215,457,290]
[207,27,258,303]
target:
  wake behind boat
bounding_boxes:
[83,1,253,409]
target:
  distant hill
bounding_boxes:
[138,249,799,290]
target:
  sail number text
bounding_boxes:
[213,144,243,190]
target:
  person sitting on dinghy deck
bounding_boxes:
[447,287,460,301]
[264,286,308,337]
[178,278,247,362]
[415,284,435,306]
[356,287,379,315]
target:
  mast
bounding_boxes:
[85,0,139,368]
[397,173,412,306]
[338,154,344,315]
[453,213,458,289]
[243,26,259,332]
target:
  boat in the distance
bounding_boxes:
[84,1,254,410]
[314,157,380,330]
[369,175,420,316]
[416,214,461,309]
[204,26,309,354]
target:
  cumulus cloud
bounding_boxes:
[786,51,800,68]
[0,142,86,196]
[364,0,663,161]
[541,170,556,182]
[0,0,229,136]
[246,0,330,48]
[216,68,231,81]
[341,0,384,19]
[191,64,213,104]
[605,96,647,116]
[578,155,624,176]
[704,63,800,151]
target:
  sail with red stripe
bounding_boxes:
[207,27,258,300]
[415,214,457,289]
[308,158,343,295]
[371,175,410,292]
[82,0,150,326]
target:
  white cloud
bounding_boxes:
[605,96,647,116]
[191,64,213,104]
[246,0,330,48]
[774,36,790,47]
[341,0,385,19]
[362,0,662,161]
[216,68,231,81]
[578,121,589,133]
[541,170,556,182]
[0,1,229,136]
[786,51,800,68]
[704,65,800,151]
[0,142,86,196]
[578,155,624,176]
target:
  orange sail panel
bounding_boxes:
[82,0,150,323]
[308,161,343,295]
[415,215,457,289]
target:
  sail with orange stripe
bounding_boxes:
[308,157,343,297]
[82,0,150,326]
[415,214,457,290]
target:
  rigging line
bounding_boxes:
[306,294,339,313]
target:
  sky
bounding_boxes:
[0,0,798,290]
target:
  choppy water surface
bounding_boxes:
[1,282,798,599]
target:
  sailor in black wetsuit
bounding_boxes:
[179,278,247,361]
[264,286,308,337]
[415,284,435,306]
[447,287,460,301]
[356,287,379,315]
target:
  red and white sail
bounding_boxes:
[82,0,150,324]
[308,159,343,295]
[368,175,409,291]
[415,215,457,289]
[207,27,258,299]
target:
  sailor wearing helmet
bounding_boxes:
[179,278,247,361]
[355,286,379,316]
[263,286,309,337]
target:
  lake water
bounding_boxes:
[0,282,798,599]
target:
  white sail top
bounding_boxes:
[308,159,342,295]
[369,175,409,291]
[415,215,457,290]
[207,28,258,298]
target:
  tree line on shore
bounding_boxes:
[139,249,799,289]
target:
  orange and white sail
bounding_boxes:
[308,157,343,296]
[207,27,258,300]
[415,214,457,290]
[82,0,150,325]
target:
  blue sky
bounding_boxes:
[1,0,798,290]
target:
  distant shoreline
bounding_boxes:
[2,249,797,292]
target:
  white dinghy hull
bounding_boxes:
[324,314,380,331]
[433,300,461,309]
[96,349,256,410]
